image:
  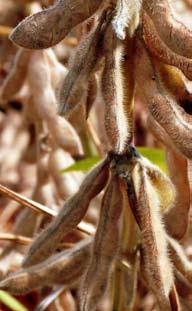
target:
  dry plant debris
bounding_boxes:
[0,0,192,311]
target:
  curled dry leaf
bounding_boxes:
[10,0,104,49]
[23,157,109,266]
[80,175,123,311]
[0,238,92,295]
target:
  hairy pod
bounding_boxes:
[168,236,192,284]
[130,161,174,311]
[80,175,123,311]
[0,238,92,294]
[23,158,109,266]
[143,0,192,59]
[142,12,192,81]
[10,0,104,49]
[102,27,135,153]
[112,0,142,39]
[135,38,192,159]
[58,9,110,116]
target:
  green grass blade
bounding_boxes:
[60,156,100,173]
[60,147,167,173]
[138,147,167,172]
[0,290,28,311]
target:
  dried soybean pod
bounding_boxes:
[147,114,175,149]
[130,162,174,311]
[28,50,83,157]
[0,48,31,101]
[23,157,110,267]
[164,148,190,239]
[0,238,92,295]
[142,12,192,81]
[10,0,104,49]
[134,38,192,159]
[80,175,123,311]
[58,9,109,116]
[102,27,135,153]
[168,236,192,284]
[85,74,98,119]
[143,0,192,59]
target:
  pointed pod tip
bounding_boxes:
[9,19,36,49]
[9,13,53,49]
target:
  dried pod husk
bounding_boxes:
[164,148,190,239]
[112,0,142,39]
[10,0,104,49]
[0,48,31,102]
[80,175,123,311]
[142,12,192,81]
[0,238,92,295]
[101,27,135,153]
[23,157,110,267]
[143,0,192,59]
[135,37,192,159]
[130,161,175,311]
[58,9,110,116]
